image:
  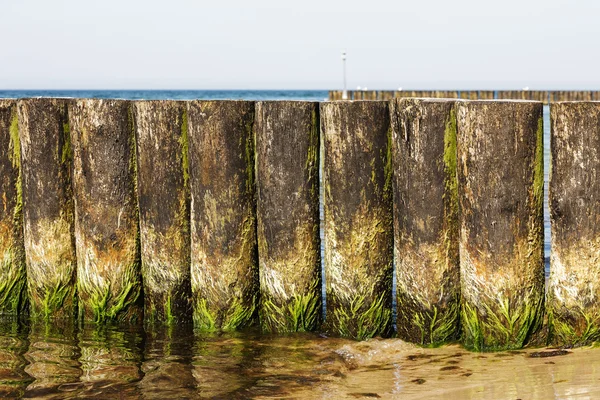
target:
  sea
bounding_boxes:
[0,90,567,399]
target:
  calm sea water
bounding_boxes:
[0,91,559,399]
[0,90,329,102]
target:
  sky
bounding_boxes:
[2,0,599,90]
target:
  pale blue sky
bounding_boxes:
[2,0,598,89]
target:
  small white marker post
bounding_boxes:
[341,50,348,100]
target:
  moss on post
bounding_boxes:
[548,102,600,346]
[255,101,321,333]
[391,98,460,346]
[457,100,544,351]
[187,101,258,332]
[134,101,191,325]
[321,101,393,340]
[17,98,77,321]
[69,99,142,324]
[0,100,27,316]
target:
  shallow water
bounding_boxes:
[0,321,598,399]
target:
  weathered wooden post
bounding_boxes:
[255,101,321,333]
[17,98,77,320]
[187,100,258,331]
[69,99,142,323]
[391,98,460,346]
[457,100,544,351]
[0,100,27,315]
[549,102,600,346]
[134,101,191,324]
[321,101,393,340]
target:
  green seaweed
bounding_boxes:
[35,283,75,320]
[443,107,458,206]
[82,276,141,324]
[164,294,174,325]
[260,279,321,333]
[145,292,180,326]
[0,111,27,315]
[398,292,460,347]
[194,295,256,332]
[194,298,216,331]
[533,116,544,212]
[61,120,72,164]
[0,253,27,315]
[548,306,600,346]
[383,125,393,202]
[180,107,189,188]
[330,292,391,340]
[9,111,20,169]
[306,107,319,200]
[243,108,256,198]
[461,290,544,351]
[9,111,23,229]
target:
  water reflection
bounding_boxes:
[23,321,80,399]
[0,321,596,398]
[192,331,262,398]
[139,324,196,399]
[0,319,31,398]
[77,323,143,398]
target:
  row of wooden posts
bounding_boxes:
[329,89,600,104]
[0,97,597,351]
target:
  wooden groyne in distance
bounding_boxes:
[0,99,27,315]
[329,90,600,104]
[187,101,258,331]
[255,101,321,333]
[134,101,191,324]
[549,102,600,346]
[391,98,460,346]
[17,99,77,320]
[457,101,545,351]
[321,101,393,340]
[70,99,142,323]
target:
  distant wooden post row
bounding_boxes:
[328,89,600,103]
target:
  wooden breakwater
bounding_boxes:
[1,97,600,351]
[329,90,600,104]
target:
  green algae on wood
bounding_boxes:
[69,99,142,324]
[133,101,191,325]
[548,102,600,347]
[187,100,258,332]
[0,100,27,316]
[17,98,77,320]
[390,98,460,346]
[255,101,321,333]
[457,100,545,351]
[321,101,393,340]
